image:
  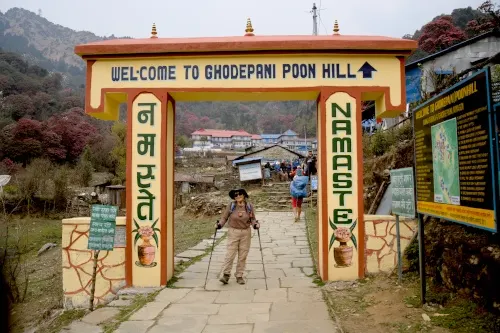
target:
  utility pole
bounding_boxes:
[312,3,318,36]
[304,125,307,153]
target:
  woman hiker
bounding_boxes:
[290,167,309,221]
[216,188,260,285]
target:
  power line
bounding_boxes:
[317,0,329,35]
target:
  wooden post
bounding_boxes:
[89,250,100,310]
[395,214,402,284]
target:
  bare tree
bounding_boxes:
[0,188,29,303]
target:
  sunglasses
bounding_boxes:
[234,192,243,197]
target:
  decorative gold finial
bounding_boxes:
[333,20,340,35]
[245,18,254,36]
[151,23,158,38]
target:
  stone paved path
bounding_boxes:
[74,211,340,333]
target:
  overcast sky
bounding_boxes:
[0,0,487,39]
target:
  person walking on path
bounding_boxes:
[217,188,260,285]
[290,168,308,221]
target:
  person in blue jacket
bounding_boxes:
[290,167,309,221]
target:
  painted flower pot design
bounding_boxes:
[133,219,160,267]
[138,234,156,266]
[329,219,357,268]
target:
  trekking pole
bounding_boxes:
[204,220,219,290]
[256,224,268,290]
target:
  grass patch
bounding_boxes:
[36,309,87,333]
[430,298,500,333]
[174,214,219,255]
[303,206,324,287]
[1,217,61,256]
[1,218,63,333]
[304,206,318,268]
[102,291,161,333]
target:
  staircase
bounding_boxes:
[253,182,318,211]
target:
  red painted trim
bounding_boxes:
[80,49,413,60]
[168,95,176,277]
[125,94,134,286]
[315,94,321,279]
[75,35,416,57]
[160,91,168,286]
[354,91,366,278]
[319,90,329,280]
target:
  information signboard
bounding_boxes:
[113,225,127,247]
[390,167,415,217]
[238,163,263,181]
[88,204,119,251]
[311,175,318,191]
[413,68,497,232]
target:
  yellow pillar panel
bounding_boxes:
[325,93,360,280]
[131,93,163,287]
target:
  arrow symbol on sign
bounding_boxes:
[358,62,377,79]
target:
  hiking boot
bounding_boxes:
[236,277,246,285]
[219,274,230,284]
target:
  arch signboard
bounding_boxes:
[75,27,416,287]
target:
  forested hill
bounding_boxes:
[0,7,129,87]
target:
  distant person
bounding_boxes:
[264,162,271,180]
[305,151,313,176]
[217,188,260,285]
[309,155,317,179]
[290,168,308,221]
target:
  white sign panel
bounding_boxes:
[311,175,318,191]
[238,163,262,181]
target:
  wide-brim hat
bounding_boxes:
[229,188,249,199]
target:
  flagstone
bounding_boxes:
[215,290,255,303]
[153,315,208,333]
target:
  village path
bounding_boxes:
[68,211,340,333]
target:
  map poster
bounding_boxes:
[390,167,416,218]
[413,68,497,232]
[88,204,119,251]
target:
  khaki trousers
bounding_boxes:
[221,227,252,278]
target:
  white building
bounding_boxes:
[191,129,255,149]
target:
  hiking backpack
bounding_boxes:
[229,201,253,215]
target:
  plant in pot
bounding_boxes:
[328,218,357,267]
[133,218,160,267]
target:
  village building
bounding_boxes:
[406,28,500,104]
[380,28,500,131]
[191,128,317,153]
[234,144,306,164]
[191,129,253,149]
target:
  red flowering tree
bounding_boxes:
[418,16,467,53]
[47,107,98,163]
[465,1,500,37]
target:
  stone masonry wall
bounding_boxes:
[365,215,417,274]
[62,217,126,309]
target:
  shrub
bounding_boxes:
[369,130,394,156]
[53,166,70,210]
[76,146,93,187]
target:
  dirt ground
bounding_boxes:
[324,275,450,333]
[3,218,64,333]
[4,210,221,333]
